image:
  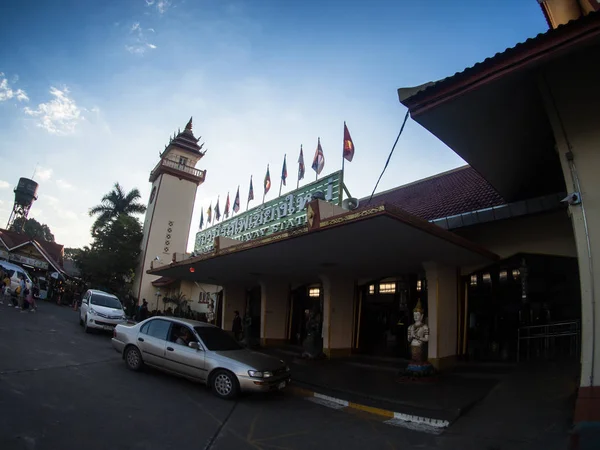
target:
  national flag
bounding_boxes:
[281,155,287,186]
[215,198,221,221]
[248,176,254,203]
[199,209,204,229]
[298,145,305,181]
[233,186,240,213]
[207,203,212,224]
[224,192,230,218]
[343,122,355,162]
[264,165,271,194]
[312,138,325,175]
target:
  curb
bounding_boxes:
[288,385,450,429]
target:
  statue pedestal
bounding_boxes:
[398,361,437,382]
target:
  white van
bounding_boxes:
[0,260,33,294]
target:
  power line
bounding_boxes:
[367,110,410,205]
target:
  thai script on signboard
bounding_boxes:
[195,171,343,254]
[8,253,49,270]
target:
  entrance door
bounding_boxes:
[246,286,261,341]
[357,283,409,358]
[289,286,322,346]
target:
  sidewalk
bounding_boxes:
[261,347,502,423]
[260,347,581,448]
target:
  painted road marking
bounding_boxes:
[292,386,450,433]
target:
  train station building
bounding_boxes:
[148,2,599,424]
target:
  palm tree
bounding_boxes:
[89,182,147,233]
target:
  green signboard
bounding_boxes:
[195,170,343,254]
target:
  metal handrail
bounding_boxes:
[158,159,203,177]
[517,319,580,362]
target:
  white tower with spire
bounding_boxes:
[133,117,206,307]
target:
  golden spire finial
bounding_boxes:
[413,299,424,314]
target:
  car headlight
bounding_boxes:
[89,308,97,316]
[248,370,273,378]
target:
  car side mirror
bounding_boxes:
[188,342,201,351]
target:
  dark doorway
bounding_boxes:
[246,286,262,341]
[466,254,580,362]
[289,285,322,346]
[356,279,413,358]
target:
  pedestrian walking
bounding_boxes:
[26,287,37,312]
[17,275,26,311]
[137,299,149,322]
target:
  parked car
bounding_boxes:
[79,289,127,333]
[112,317,291,399]
[0,260,33,294]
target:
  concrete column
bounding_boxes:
[423,262,459,371]
[321,275,355,358]
[221,284,245,332]
[259,279,290,347]
[539,56,600,422]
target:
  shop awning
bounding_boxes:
[151,276,178,287]
[148,203,499,286]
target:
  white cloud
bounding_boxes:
[125,22,157,55]
[24,87,83,135]
[145,0,171,14]
[0,73,29,103]
[56,179,73,190]
[156,0,171,14]
[35,167,53,181]
[0,180,9,189]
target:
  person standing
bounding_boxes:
[232,310,242,341]
[18,275,26,311]
[138,299,149,322]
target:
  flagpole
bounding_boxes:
[279,154,285,197]
[342,121,346,175]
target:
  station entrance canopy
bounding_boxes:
[150,201,499,285]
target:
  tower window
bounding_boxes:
[308,287,320,298]
[178,156,188,166]
[416,280,422,292]
[368,284,375,295]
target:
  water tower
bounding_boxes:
[6,178,39,231]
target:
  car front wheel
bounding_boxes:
[124,346,143,371]
[84,316,91,333]
[211,369,239,400]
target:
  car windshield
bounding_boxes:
[194,326,243,351]
[90,294,122,309]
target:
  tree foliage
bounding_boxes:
[9,217,55,242]
[64,247,83,260]
[76,214,143,298]
[89,182,146,234]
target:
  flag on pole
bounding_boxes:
[298,145,305,182]
[312,138,325,175]
[281,155,287,186]
[248,176,254,204]
[207,203,212,224]
[224,192,230,218]
[215,198,221,221]
[264,165,271,195]
[233,186,240,213]
[199,209,204,229]
[343,122,355,162]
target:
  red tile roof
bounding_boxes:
[364,166,505,221]
[0,228,64,271]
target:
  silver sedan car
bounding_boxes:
[111,316,291,399]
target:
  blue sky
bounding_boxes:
[0,0,548,249]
